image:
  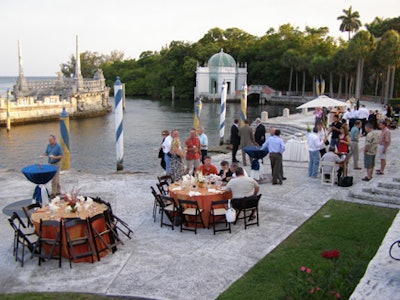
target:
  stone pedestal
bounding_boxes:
[261,111,268,122]
[283,108,290,118]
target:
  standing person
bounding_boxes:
[362,123,379,181]
[307,127,325,178]
[239,119,255,166]
[349,105,358,129]
[197,127,208,164]
[184,128,201,175]
[197,155,218,175]
[358,105,370,135]
[314,107,323,127]
[43,134,63,196]
[230,119,240,163]
[349,120,362,170]
[254,118,266,147]
[260,129,285,185]
[376,119,391,175]
[328,114,342,148]
[159,130,169,170]
[169,135,185,181]
[162,130,174,174]
[316,121,328,157]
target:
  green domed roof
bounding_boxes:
[208,49,236,67]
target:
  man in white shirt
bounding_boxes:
[197,127,208,164]
[162,129,176,174]
[357,105,370,135]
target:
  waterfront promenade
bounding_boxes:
[0,103,399,299]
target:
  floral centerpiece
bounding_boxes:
[64,187,82,213]
[196,171,206,187]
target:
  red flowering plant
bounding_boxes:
[285,249,343,299]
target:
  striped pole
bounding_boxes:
[239,82,247,127]
[219,80,227,145]
[6,89,11,131]
[194,97,202,130]
[59,107,70,170]
[114,77,124,171]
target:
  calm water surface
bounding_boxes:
[1,78,297,173]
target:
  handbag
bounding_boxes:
[225,199,237,223]
[338,176,353,187]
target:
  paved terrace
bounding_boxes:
[0,102,399,299]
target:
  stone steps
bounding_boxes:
[348,178,400,208]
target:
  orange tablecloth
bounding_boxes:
[32,201,109,262]
[169,182,232,227]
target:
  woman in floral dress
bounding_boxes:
[169,137,185,181]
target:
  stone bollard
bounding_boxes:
[283,108,290,118]
[302,108,308,114]
[261,111,268,122]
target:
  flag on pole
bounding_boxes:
[240,82,247,127]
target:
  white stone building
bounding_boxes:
[194,49,247,100]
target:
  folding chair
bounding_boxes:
[156,182,169,196]
[209,200,231,235]
[8,212,38,267]
[151,186,162,222]
[32,219,63,268]
[234,194,262,229]
[178,199,205,234]
[64,218,95,268]
[320,161,336,186]
[22,202,41,227]
[157,174,174,185]
[89,213,121,261]
[157,195,177,229]
[92,197,133,240]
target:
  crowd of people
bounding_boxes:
[311,103,393,184]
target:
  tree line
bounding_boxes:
[60,8,400,103]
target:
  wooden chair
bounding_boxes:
[22,202,41,227]
[89,213,120,261]
[156,182,169,196]
[64,218,95,268]
[32,219,63,268]
[157,174,174,185]
[178,199,205,234]
[209,200,231,235]
[8,212,38,267]
[320,161,336,186]
[234,194,262,229]
[158,195,178,230]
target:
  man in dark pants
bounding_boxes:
[230,119,240,163]
[260,129,286,185]
[254,118,266,147]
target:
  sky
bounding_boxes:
[0,0,398,76]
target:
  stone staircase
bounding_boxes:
[251,122,307,141]
[349,178,400,208]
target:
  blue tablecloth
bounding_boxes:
[243,146,269,170]
[21,164,58,184]
[21,164,58,205]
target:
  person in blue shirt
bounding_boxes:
[260,129,286,185]
[43,134,63,196]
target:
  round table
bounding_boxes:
[31,201,109,262]
[168,182,232,227]
[283,139,309,162]
[21,164,58,205]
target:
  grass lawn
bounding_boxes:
[217,200,398,300]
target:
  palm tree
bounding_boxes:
[337,6,362,40]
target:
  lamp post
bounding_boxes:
[6,89,11,131]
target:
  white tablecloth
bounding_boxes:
[283,139,309,162]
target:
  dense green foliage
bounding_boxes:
[60,14,400,101]
[217,200,397,300]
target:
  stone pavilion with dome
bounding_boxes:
[194,49,247,101]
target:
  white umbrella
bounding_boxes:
[297,95,347,109]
